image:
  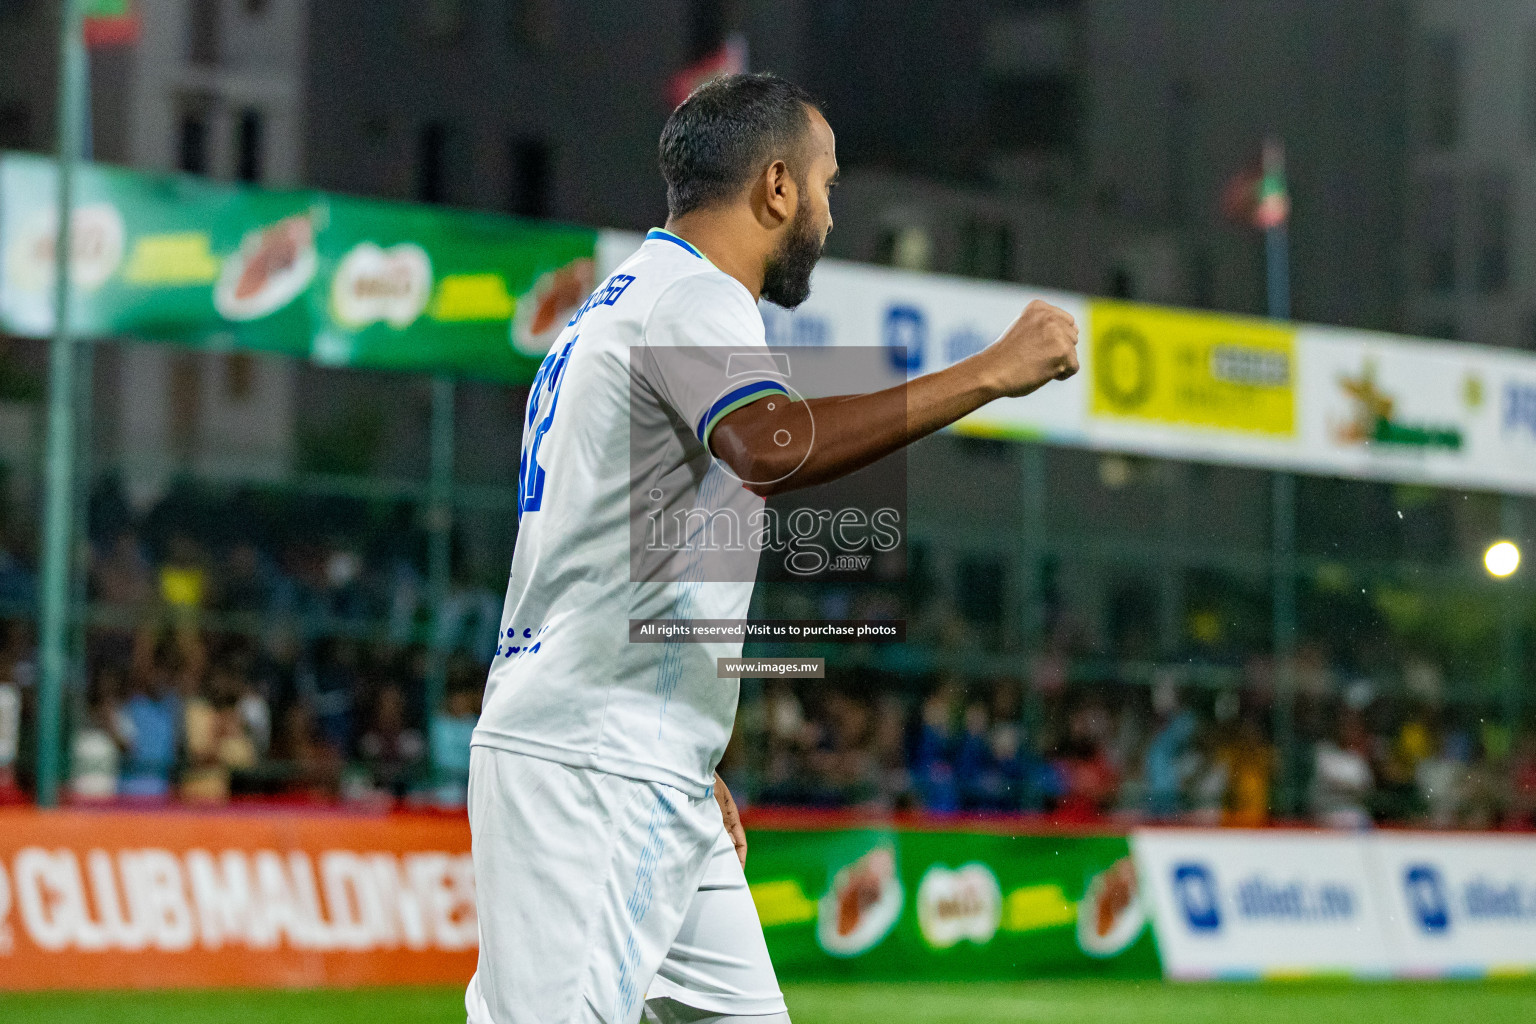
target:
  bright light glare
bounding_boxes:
[1484,540,1520,578]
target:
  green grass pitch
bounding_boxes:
[2,980,1535,1023]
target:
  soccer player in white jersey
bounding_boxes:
[466,74,1080,1024]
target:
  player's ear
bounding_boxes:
[762,158,795,226]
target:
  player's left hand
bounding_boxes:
[714,772,748,868]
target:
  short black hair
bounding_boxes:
[659,73,819,218]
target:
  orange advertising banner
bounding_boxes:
[0,807,476,991]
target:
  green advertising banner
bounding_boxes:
[0,152,596,383]
[744,823,1160,982]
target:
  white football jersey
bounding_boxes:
[472,229,789,798]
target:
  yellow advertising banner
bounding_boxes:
[1089,301,1296,435]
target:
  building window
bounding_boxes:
[419,0,466,44]
[506,0,555,49]
[687,0,727,61]
[235,109,263,183]
[985,74,1079,153]
[1526,28,1536,148]
[507,137,551,218]
[1418,34,1459,150]
[1413,174,1456,293]
[188,0,220,65]
[1472,172,1510,293]
[223,352,255,401]
[178,110,210,175]
[417,122,449,204]
[0,103,29,151]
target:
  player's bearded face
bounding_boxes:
[760,191,824,309]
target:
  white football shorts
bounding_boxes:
[465,745,786,1024]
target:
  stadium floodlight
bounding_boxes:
[1484,540,1520,578]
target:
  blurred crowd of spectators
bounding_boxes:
[0,481,1531,830]
[0,476,500,807]
[724,673,1536,830]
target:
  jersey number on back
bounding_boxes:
[518,338,575,519]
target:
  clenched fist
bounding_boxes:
[973,299,1080,398]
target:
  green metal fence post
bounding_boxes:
[424,377,456,771]
[1271,471,1298,817]
[35,0,88,808]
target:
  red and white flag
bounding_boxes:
[667,33,748,108]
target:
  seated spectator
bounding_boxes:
[1416,727,1465,829]
[871,693,914,810]
[310,638,360,752]
[913,680,962,811]
[1051,700,1118,820]
[1143,692,1198,820]
[958,699,1023,811]
[93,529,154,608]
[158,533,209,610]
[0,652,20,802]
[116,668,180,800]
[358,683,426,797]
[71,673,124,801]
[1310,711,1374,828]
[276,702,343,802]
[813,691,880,807]
[1219,716,1273,828]
[181,662,259,804]
[429,685,481,807]
[0,534,35,605]
[218,541,278,616]
[1510,733,1536,828]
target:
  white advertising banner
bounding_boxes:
[597,231,1536,494]
[1132,829,1393,979]
[1133,829,1536,980]
[1373,834,1536,977]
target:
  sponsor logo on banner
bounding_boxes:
[1375,836,1536,974]
[1088,301,1295,435]
[331,242,433,328]
[1503,380,1536,446]
[916,862,1001,949]
[884,305,926,373]
[4,202,126,293]
[1332,358,1466,451]
[1132,830,1389,979]
[511,257,595,355]
[761,303,833,348]
[1077,856,1146,957]
[817,845,903,957]
[0,846,475,955]
[214,214,318,322]
[0,809,476,991]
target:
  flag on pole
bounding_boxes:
[83,0,139,48]
[667,33,748,107]
[1220,139,1290,229]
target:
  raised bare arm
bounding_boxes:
[710,299,1080,496]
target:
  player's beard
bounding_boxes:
[760,201,824,309]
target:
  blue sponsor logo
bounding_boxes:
[944,325,991,365]
[762,305,832,347]
[1504,382,1536,442]
[1235,877,1355,921]
[1174,863,1222,932]
[885,305,926,373]
[1405,864,1450,934]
